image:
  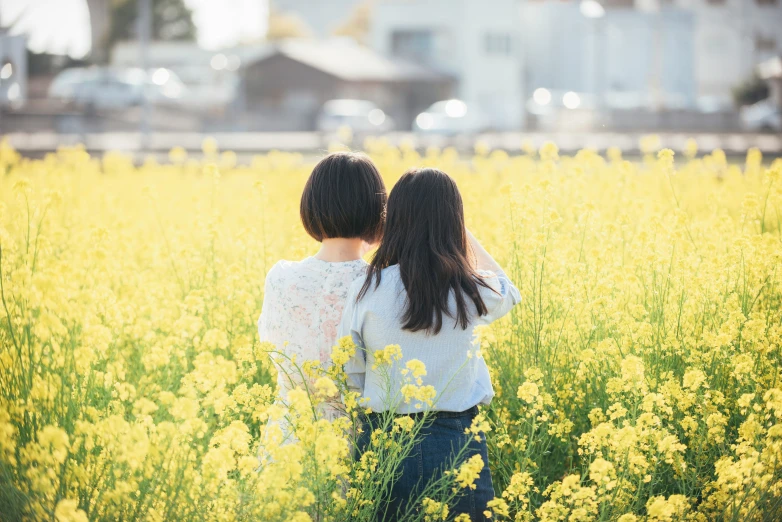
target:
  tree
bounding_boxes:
[266,8,312,41]
[333,1,373,45]
[107,0,197,50]
[733,73,770,107]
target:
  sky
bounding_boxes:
[0,0,269,58]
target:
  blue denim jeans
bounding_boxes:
[356,406,495,522]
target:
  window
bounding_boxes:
[485,33,513,55]
[391,30,435,62]
[755,34,777,52]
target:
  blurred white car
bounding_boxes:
[526,88,595,115]
[412,99,488,134]
[48,67,186,110]
[525,88,598,131]
[0,61,23,108]
[741,98,782,132]
[316,99,394,132]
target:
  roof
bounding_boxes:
[111,41,276,71]
[245,38,452,83]
[758,56,782,80]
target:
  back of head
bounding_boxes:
[360,168,490,334]
[300,152,387,242]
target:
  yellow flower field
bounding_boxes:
[1,137,782,521]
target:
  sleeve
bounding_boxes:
[257,263,279,343]
[338,282,366,395]
[258,263,300,396]
[477,269,522,323]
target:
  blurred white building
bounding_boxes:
[372,0,525,130]
[527,0,782,110]
[673,0,782,107]
[521,1,696,109]
[270,0,782,129]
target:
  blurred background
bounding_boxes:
[0,0,781,155]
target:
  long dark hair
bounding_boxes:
[358,168,493,334]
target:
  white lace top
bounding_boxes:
[257,256,368,417]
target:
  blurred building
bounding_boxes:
[372,0,525,130]
[678,0,782,108]
[269,0,780,131]
[0,31,27,108]
[240,38,453,130]
[520,1,696,109]
[521,0,782,111]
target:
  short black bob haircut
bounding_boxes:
[300,151,387,243]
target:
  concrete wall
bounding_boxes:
[604,8,696,107]
[520,3,696,109]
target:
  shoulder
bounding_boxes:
[350,265,400,298]
[267,259,293,278]
[348,273,368,298]
[375,265,403,288]
[264,259,301,285]
[346,261,370,282]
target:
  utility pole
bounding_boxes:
[86,0,111,63]
[580,0,606,108]
[138,0,152,151]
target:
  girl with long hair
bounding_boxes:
[339,167,521,520]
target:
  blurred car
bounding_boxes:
[525,88,597,131]
[741,98,782,132]
[48,68,96,101]
[70,74,144,110]
[0,61,23,108]
[696,95,734,114]
[316,99,394,132]
[526,88,595,115]
[412,99,489,134]
[48,67,186,110]
[168,64,239,110]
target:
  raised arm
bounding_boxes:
[467,229,506,275]
[467,229,521,322]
